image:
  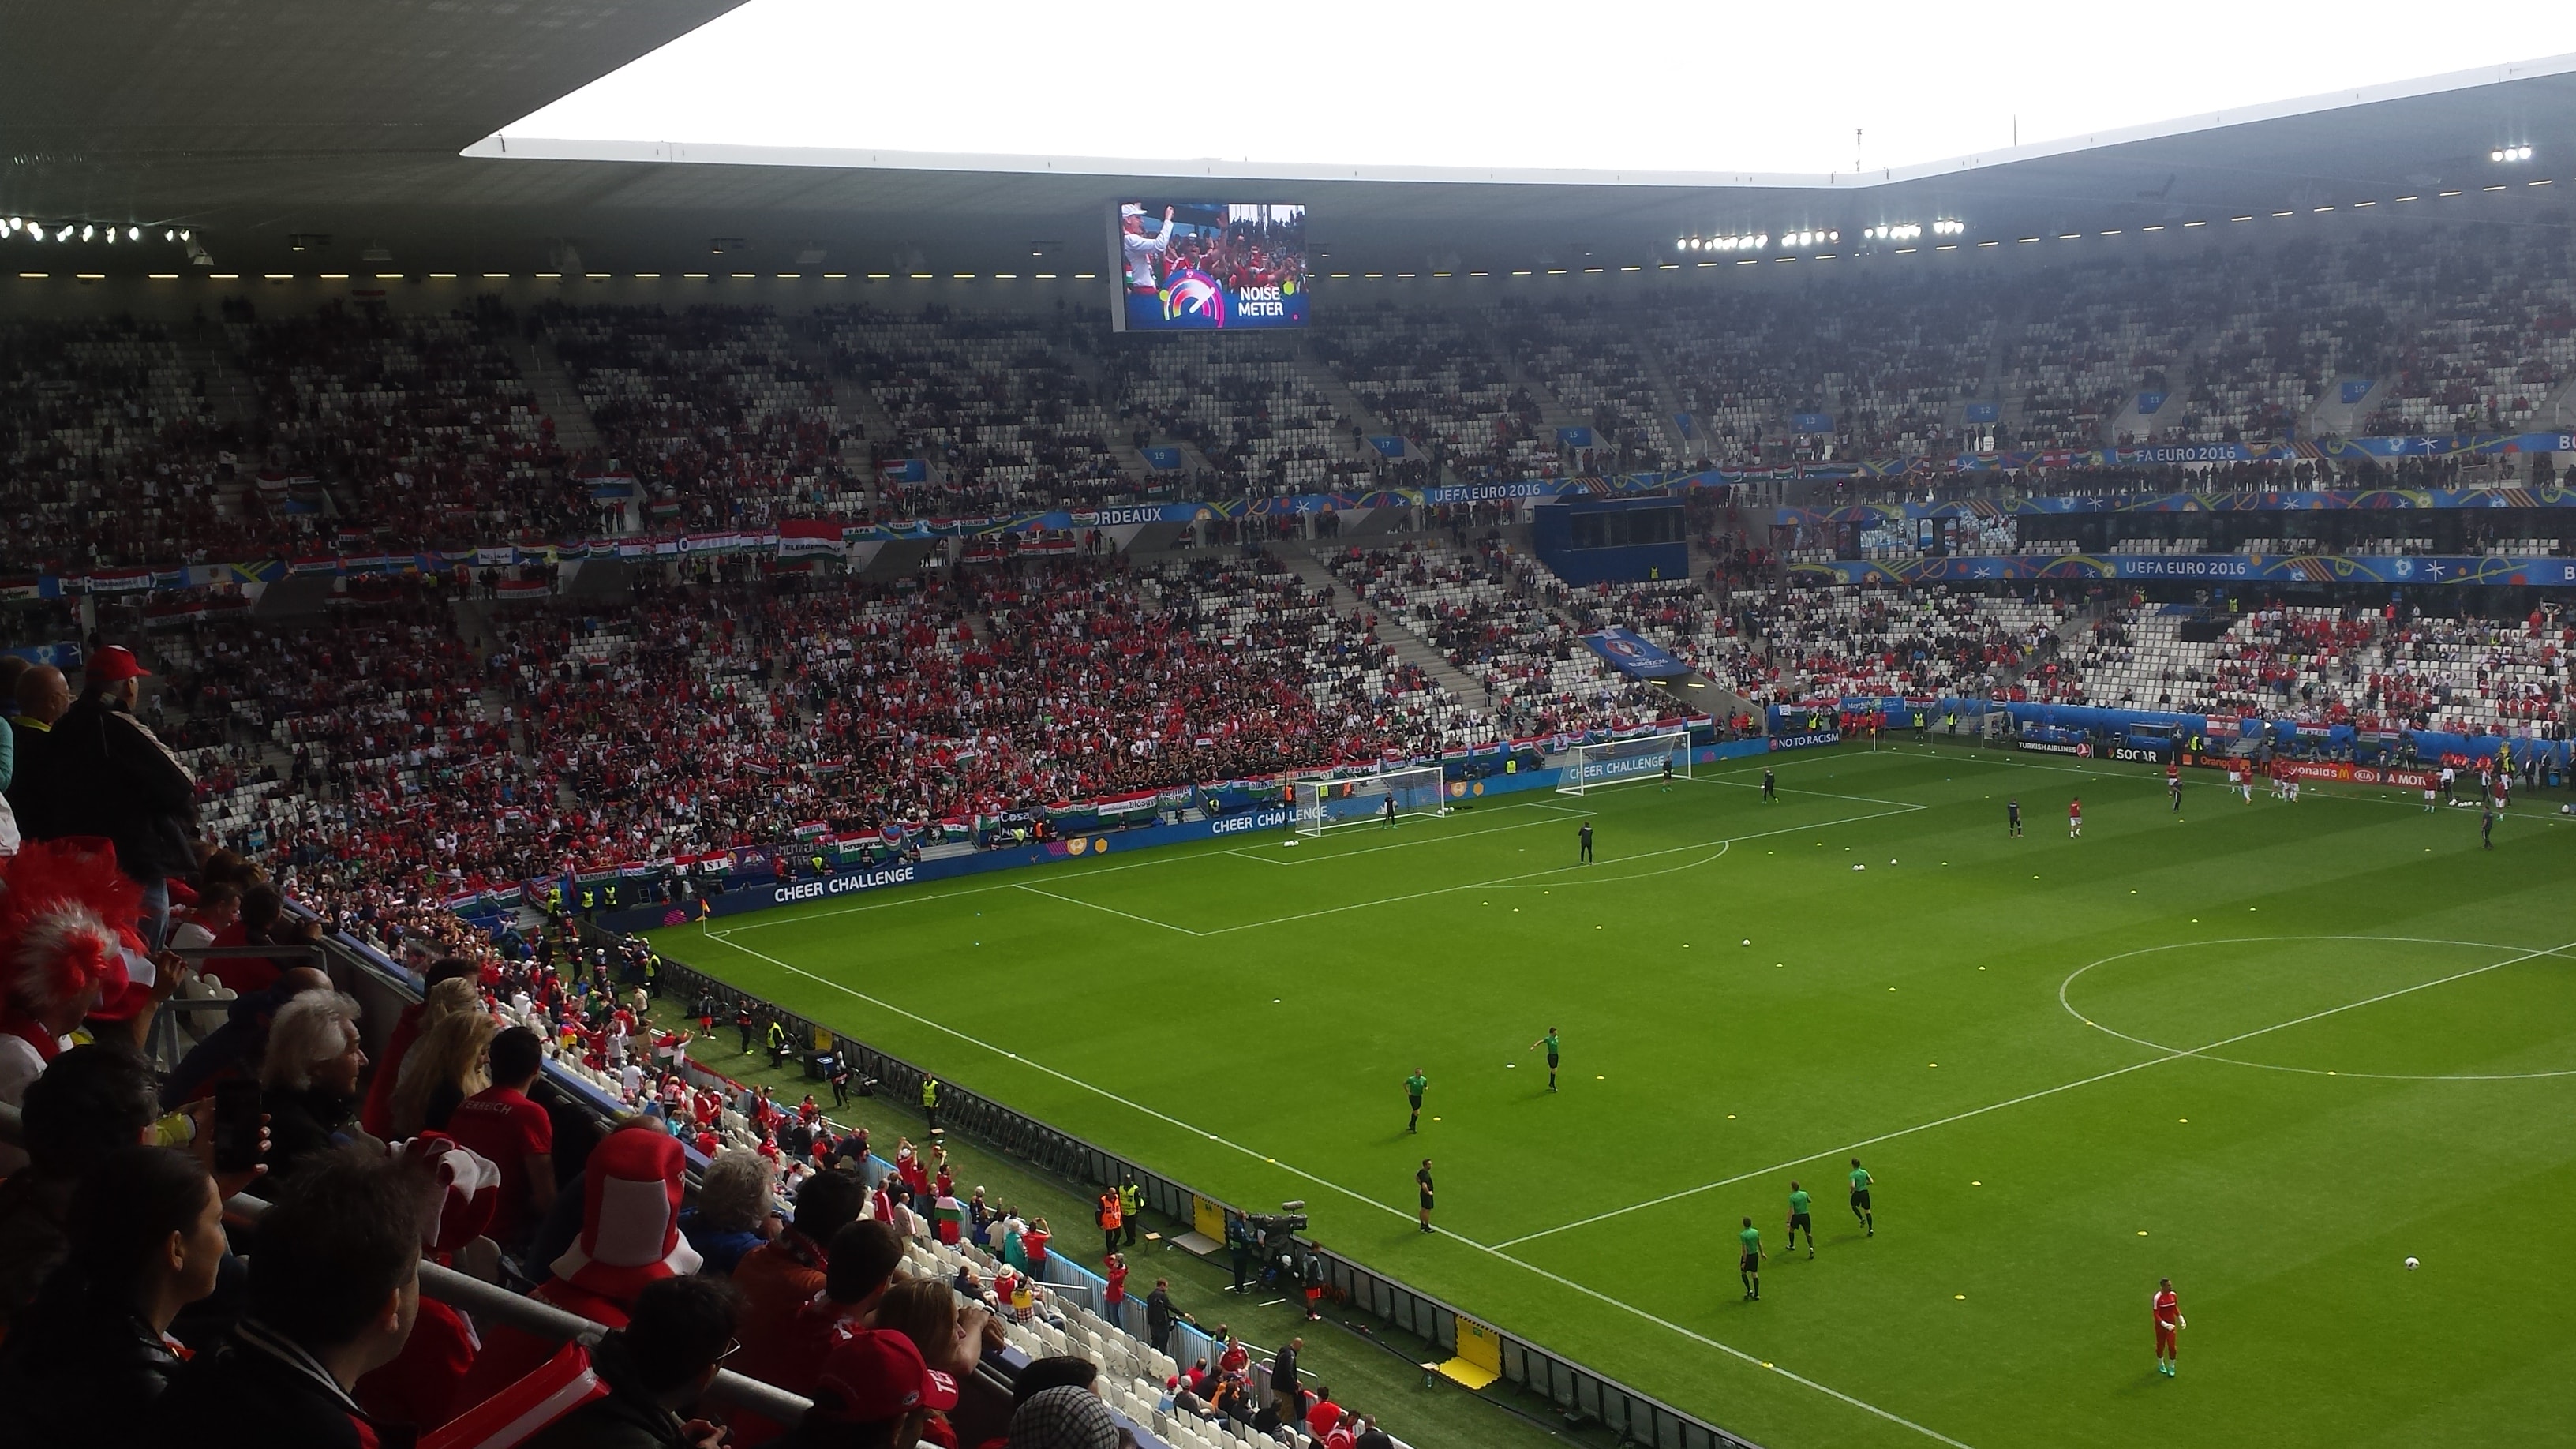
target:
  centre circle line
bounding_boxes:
[2058,934,2576,1082]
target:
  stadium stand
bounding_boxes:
[13,219,2576,1449]
[824,303,1135,515]
[536,302,852,529]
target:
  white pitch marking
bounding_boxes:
[1010,882,1205,936]
[1498,935,2576,1249]
[693,929,1976,1448]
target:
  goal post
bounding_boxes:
[1557,728,1693,796]
[1292,765,1448,837]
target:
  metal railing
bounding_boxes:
[642,949,1765,1449]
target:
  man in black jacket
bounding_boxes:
[1268,1335,1301,1425]
[44,646,197,948]
[148,1151,422,1449]
[3,663,70,841]
[530,1275,739,1448]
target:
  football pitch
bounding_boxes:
[651,743,2576,1449]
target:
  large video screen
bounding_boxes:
[1111,201,1308,331]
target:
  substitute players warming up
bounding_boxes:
[2153,1278,2185,1376]
[1744,1170,1861,1305]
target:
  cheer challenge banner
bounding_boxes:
[1788,552,2576,586]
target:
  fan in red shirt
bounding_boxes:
[2152,1278,2183,1377]
[441,1025,556,1252]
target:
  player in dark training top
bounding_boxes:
[2006,797,2022,837]
[1416,1159,1435,1233]
[1404,1068,1428,1133]
[1761,768,1777,802]
[1382,792,1397,829]
[1531,1028,1559,1091]
[1578,821,1593,863]
[1738,1217,1767,1300]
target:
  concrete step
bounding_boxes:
[177,334,260,428]
[1281,544,1490,706]
[506,336,604,455]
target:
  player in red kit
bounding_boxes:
[2068,796,2083,838]
[2152,1277,2184,1376]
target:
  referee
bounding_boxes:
[1530,1028,1559,1092]
[1416,1159,1435,1233]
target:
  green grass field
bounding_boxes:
[650,743,2576,1449]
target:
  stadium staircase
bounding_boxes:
[2106,325,2216,445]
[1982,293,2034,446]
[1284,542,1490,704]
[504,334,603,456]
[175,328,260,428]
[2298,375,2383,438]
[1291,346,1403,471]
[1483,320,1585,440]
[1631,339,1698,465]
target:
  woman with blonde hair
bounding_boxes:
[874,1273,1002,1447]
[386,976,492,1139]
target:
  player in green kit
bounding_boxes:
[1738,1217,1766,1300]
[1785,1181,1814,1257]
[1530,1029,1559,1092]
[1848,1158,1874,1236]
[1404,1068,1428,1133]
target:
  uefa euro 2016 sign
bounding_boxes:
[1114,201,1309,332]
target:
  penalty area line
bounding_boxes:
[1196,802,1925,936]
[692,931,1976,1449]
[1010,882,1204,936]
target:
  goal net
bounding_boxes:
[1556,729,1692,796]
[1292,766,1448,838]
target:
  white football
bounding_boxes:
[1853,863,1866,871]
[2405,1256,2419,1271]
[1741,938,1751,946]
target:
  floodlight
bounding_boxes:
[127,226,139,241]
[80,224,93,241]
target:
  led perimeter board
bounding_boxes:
[1110,201,1308,331]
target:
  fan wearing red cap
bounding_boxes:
[43,642,198,951]
[781,1327,959,1448]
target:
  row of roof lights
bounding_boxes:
[17,170,2567,285]
[2493,144,2535,163]
[2,219,189,244]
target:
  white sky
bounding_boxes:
[501,2,2576,177]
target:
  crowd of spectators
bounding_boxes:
[537,302,856,530]
[2039,600,2571,737]
[0,791,1399,1449]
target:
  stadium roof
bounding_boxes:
[7,2,2576,280]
